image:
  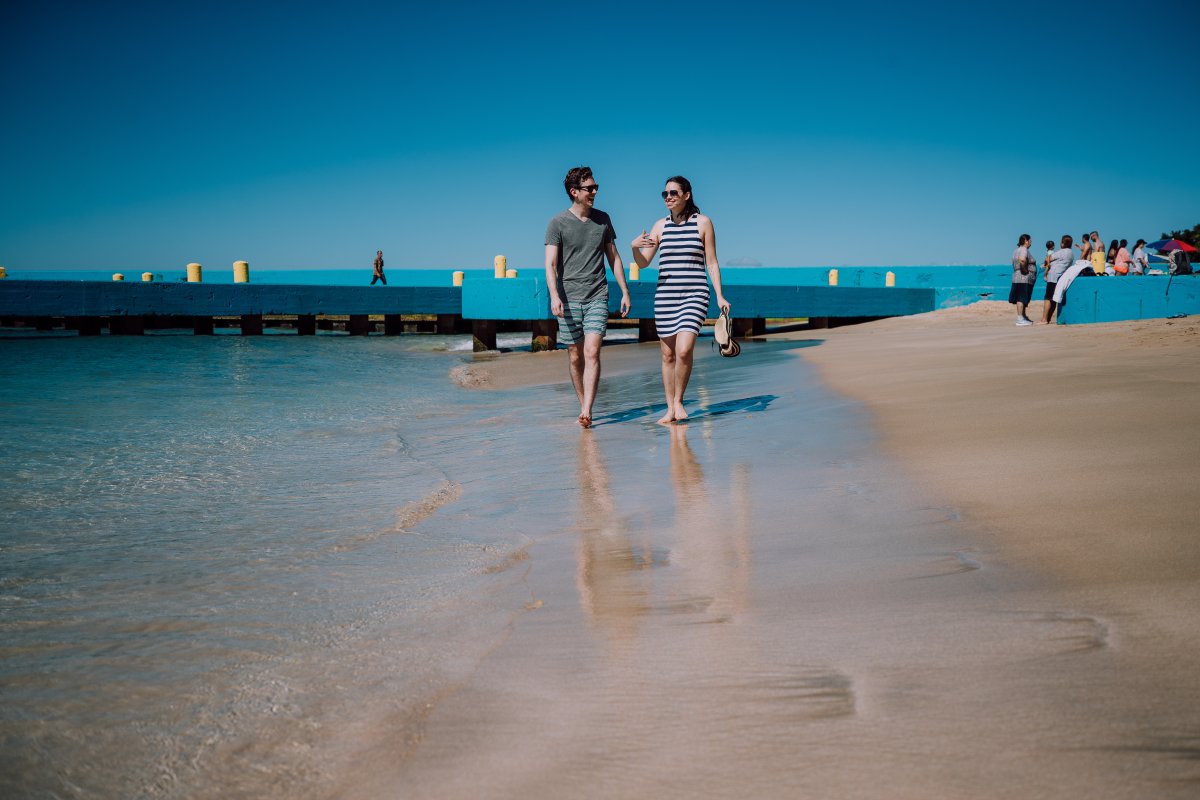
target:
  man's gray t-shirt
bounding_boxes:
[545,209,616,303]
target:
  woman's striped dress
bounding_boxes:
[654,214,709,337]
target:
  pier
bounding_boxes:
[3,266,1192,346]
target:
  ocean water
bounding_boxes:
[1,331,871,798]
[5,332,1187,798]
[0,333,595,796]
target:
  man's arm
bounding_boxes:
[605,241,631,317]
[546,244,563,317]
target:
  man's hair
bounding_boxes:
[1062,235,1073,248]
[564,166,593,200]
[1018,233,1031,246]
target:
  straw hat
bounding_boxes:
[714,310,740,357]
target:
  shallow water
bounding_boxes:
[2,334,1195,798]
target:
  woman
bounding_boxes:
[1114,239,1132,275]
[1131,239,1148,275]
[1106,240,1120,275]
[631,176,731,424]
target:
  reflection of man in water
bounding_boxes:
[575,433,651,650]
[371,250,386,285]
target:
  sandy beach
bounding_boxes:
[398,301,1200,798]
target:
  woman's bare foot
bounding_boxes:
[578,413,592,429]
[656,409,675,425]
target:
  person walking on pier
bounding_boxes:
[371,250,387,285]
[545,166,632,429]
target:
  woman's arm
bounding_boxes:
[630,220,663,269]
[699,216,729,312]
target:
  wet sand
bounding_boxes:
[377,304,1200,798]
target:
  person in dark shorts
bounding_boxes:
[371,250,386,285]
[1009,233,1036,326]
[1040,235,1074,325]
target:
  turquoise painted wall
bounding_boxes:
[1055,275,1200,324]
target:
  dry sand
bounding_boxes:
[783,301,1200,614]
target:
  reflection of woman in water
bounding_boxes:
[665,424,751,623]
[631,176,731,425]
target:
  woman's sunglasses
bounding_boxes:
[661,189,682,199]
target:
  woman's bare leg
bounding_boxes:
[658,335,677,424]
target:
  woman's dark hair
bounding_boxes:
[665,175,700,220]
[1018,233,1031,246]
[1135,239,1146,248]
[1062,235,1073,248]
[1120,239,1128,248]
[1108,240,1119,256]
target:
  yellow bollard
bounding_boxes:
[233,260,250,283]
[494,255,506,279]
[0,266,7,279]
[113,273,125,281]
[828,268,838,286]
[186,263,203,283]
[452,270,464,287]
[141,272,154,282]
[630,262,640,281]
[505,268,518,278]
[885,271,895,287]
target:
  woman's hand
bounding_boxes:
[631,229,656,249]
[717,296,730,315]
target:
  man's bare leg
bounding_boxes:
[578,333,602,427]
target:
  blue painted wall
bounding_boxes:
[463,277,933,320]
[0,281,460,316]
[1056,275,1200,324]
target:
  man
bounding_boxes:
[1009,233,1036,326]
[545,166,632,429]
[371,250,386,285]
[1040,235,1074,325]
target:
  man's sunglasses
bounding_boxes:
[661,189,682,199]
[576,184,599,193]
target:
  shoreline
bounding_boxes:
[431,300,1200,796]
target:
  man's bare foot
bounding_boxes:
[578,413,592,429]
[673,403,689,421]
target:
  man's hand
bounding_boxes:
[550,296,564,317]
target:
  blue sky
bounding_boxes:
[2,0,1197,271]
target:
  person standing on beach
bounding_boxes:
[545,166,632,429]
[631,176,731,424]
[1040,235,1074,324]
[371,250,386,285]
[1132,239,1148,275]
[1009,234,1037,326]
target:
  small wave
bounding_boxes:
[449,364,489,389]
[326,480,463,553]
